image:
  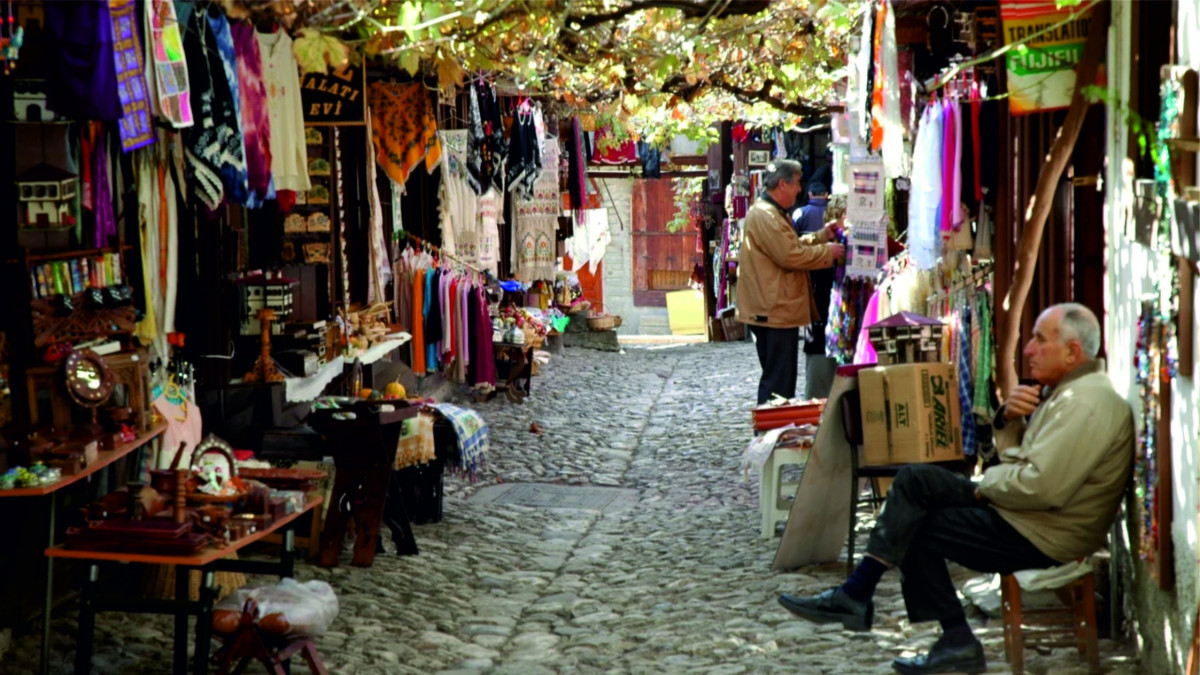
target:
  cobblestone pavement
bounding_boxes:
[3,342,1140,674]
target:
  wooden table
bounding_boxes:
[47,497,322,675]
[0,421,166,675]
[492,342,532,404]
[306,401,421,567]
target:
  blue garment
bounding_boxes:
[424,269,439,370]
[958,308,977,456]
[793,197,828,236]
[637,141,662,179]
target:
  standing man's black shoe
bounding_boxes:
[892,635,987,674]
[778,587,873,631]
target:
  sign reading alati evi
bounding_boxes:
[301,64,365,125]
[999,0,1104,115]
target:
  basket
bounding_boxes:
[587,315,617,331]
[522,326,545,350]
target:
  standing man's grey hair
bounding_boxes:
[762,159,803,191]
[1055,302,1101,358]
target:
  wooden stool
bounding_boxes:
[1001,570,1099,675]
[212,599,329,675]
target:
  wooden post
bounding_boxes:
[996,3,1111,398]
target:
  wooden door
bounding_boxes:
[632,179,702,307]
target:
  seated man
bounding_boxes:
[778,303,1134,675]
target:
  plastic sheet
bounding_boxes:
[214,578,339,638]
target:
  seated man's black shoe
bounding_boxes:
[778,587,873,631]
[892,635,987,674]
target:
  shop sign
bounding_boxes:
[999,0,1101,115]
[301,64,366,125]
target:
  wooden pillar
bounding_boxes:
[996,2,1110,398]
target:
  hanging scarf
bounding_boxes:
[365,106,389,303]
[180,7,236,209]
[144,0,193,128]
[91,125,118,248]
[206,10,249,204]
[231,20,273,207]
[367,81,442,189]
[567,117,589,222]
[109,0,155,152]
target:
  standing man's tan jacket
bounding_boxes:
[735,200,836,329]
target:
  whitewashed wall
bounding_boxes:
[1104,2,1200,671]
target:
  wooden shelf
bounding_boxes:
[0,421,166,498]
[25,245,132,264]
[45,497,323,566]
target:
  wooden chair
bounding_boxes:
[1000,569,1099,675]
[212,598,329,675]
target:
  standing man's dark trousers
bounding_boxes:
[867,464,1060,624]
[749,324,799,405]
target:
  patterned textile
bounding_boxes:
[972,291,993,417]
[207,11,248,204]
[506,108,542,200]
[395,411,436,470]
[109,0,155,152]
[145,0,192,128]
[477,189,503,275]
[512,138,560,282]
[180,7,240,209]
[439,130,477,261]
[428,403,489,479]
[230,21,272,207]
[368,81,441,188]
[958,308,977,456]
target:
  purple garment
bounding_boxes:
[45,1,121,120]
[93,133,117,248]
[939,103,957,232]
[230,21,273,207]
[473,286,497,385]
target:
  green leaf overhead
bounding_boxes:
[304,0,864,138]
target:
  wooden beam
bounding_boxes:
[996,2,1110,398]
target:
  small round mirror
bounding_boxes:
[64,349,115,407]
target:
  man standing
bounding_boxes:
[736,160,844,404]
[792,185,839,399]
[778,303,1133,674]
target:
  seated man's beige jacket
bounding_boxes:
[978,360,1134,563]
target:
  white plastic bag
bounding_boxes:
[215,578,339,638]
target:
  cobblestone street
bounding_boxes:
[4,342,1140,674]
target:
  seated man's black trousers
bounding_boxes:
[865,463,1060,624]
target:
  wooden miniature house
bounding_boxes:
[17,162,76,227]
[236,273,297,336]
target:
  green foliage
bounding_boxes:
[667,177,708,233]
[336,0,865,140]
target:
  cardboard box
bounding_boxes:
[859,363,963,465]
